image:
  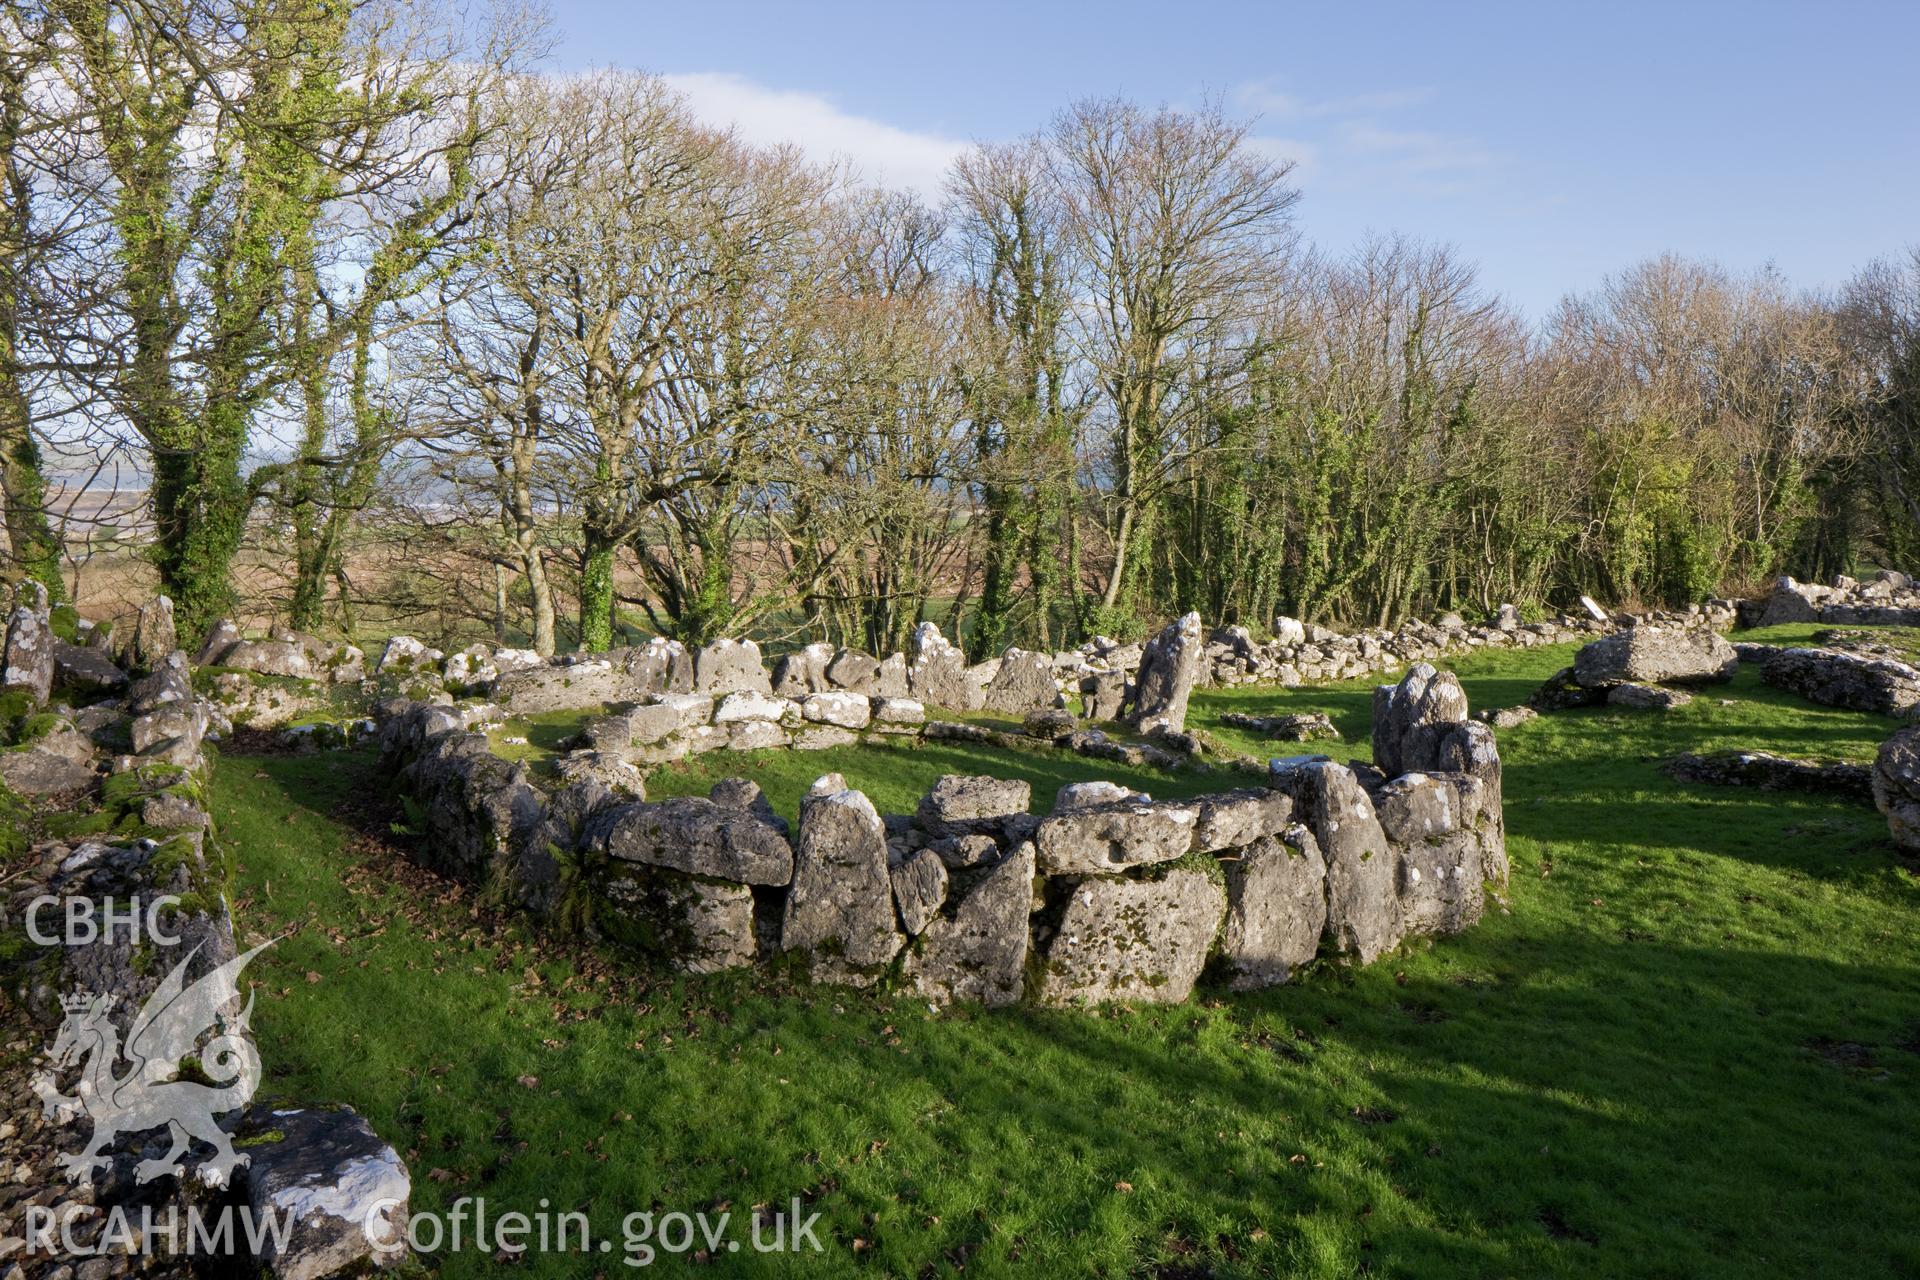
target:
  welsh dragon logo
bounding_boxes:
[33,942,269,1188]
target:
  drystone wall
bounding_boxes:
[1742,571,1920,629]
[374,661,1508,1007]
[0,583,410,1280]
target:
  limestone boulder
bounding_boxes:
[1192,788,1295,853]
[1218,824,1327,990]
[781,779,903,984]
[1124,611,1204,734]
[585,795,794,885]
[1037,868,1224,1006]
[1571,625,1737,688]
[125,595,177,671]
[915,774,1031,839]
[907,621,979,710]
[1372,662,1471,776]
[1873,725,1920,852]
[1268,757,1402,963]
[52,640,127,697]
[1033,797,1198,875]
[602,868,757,973]
[695,638,772,696]
[890,847,948,935]
[2,580,54,704]
[982,647,1061,717]
[235,1104,410,1280]
[802,690,872,729]
[904,841,1035,1006]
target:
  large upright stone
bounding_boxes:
[1372,662,1471,776]
[196,618,244,666]
[1757,575,1825,627]
[907,621,979,710]
[781,779,903,985]
[1873,725,1920,853]
[1037,868,1224,1006]
[1124,611,1204,734]
[602,869,757,973]
[126,594,177,671]
[695,638,772,696]
[1268,757,1401,963]
[1571,626,1738,688]
[904,841,1035,1006]
[982,647,1060,717]
[2,580,54,705]
[772,642,835,697]
[1218,824,1327,990]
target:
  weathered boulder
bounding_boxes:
[494,659,636,714]
[443,646,499,693]
[1192,787,1295,853]
[1373,771,1496,936]
[1079,669,1128,721]
[772,642,835,697]
[52,640,127,696]
[1268,757,1401,963]
[585,795,794,885]
[125,594,177,671]
[1372,662,1471,776]
[1218,824,1328,990]
[874,652,910,698]
[2,580,54,704]
[1033,796,1198,874]
[713,690,790,724]
[235,1104,410,1280]
[1571,625,1737,688]
[0,745,95,794]
[552,749,648,798]
[1606,682,1693,710]
[915,774,1031,839]
[802,690,872,729]
[1760,646,1920,718]
[782,778,903,984]
[907,621,979,710]
[602,868,757,973]
[196,618,244,666]
[1872,726,1920,852]
[824,647,882,693]
[870,696,925,727]
[903,841,1035,1006]
[1037,868,1224,1006]
[376,634,443,675]
[1124,611,1205,733]
[1052,780,1143,811]
[617,637,693,695]
[694,638,772,696]
[727,719,789,751]
[890,847,948,935]
[1757,575,1826,626]
[221,638,315,679]
[1022,706,1076,739]
[982,647,1060,717]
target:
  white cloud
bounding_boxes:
[662,71,969,198]
[1232,79,1500,196]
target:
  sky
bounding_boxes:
[545,0,1918,322]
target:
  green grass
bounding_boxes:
[208,635,1920,1278]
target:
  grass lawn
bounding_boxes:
[209,636,1920,1278]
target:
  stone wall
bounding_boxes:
[375,662,1508,1008]
[0,585,411,1280]
[1743,571,1920,628]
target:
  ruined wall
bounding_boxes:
[375,662,1508,1008]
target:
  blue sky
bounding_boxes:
[547,0,1917,321]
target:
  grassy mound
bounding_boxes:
[211,636,1920,1278]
